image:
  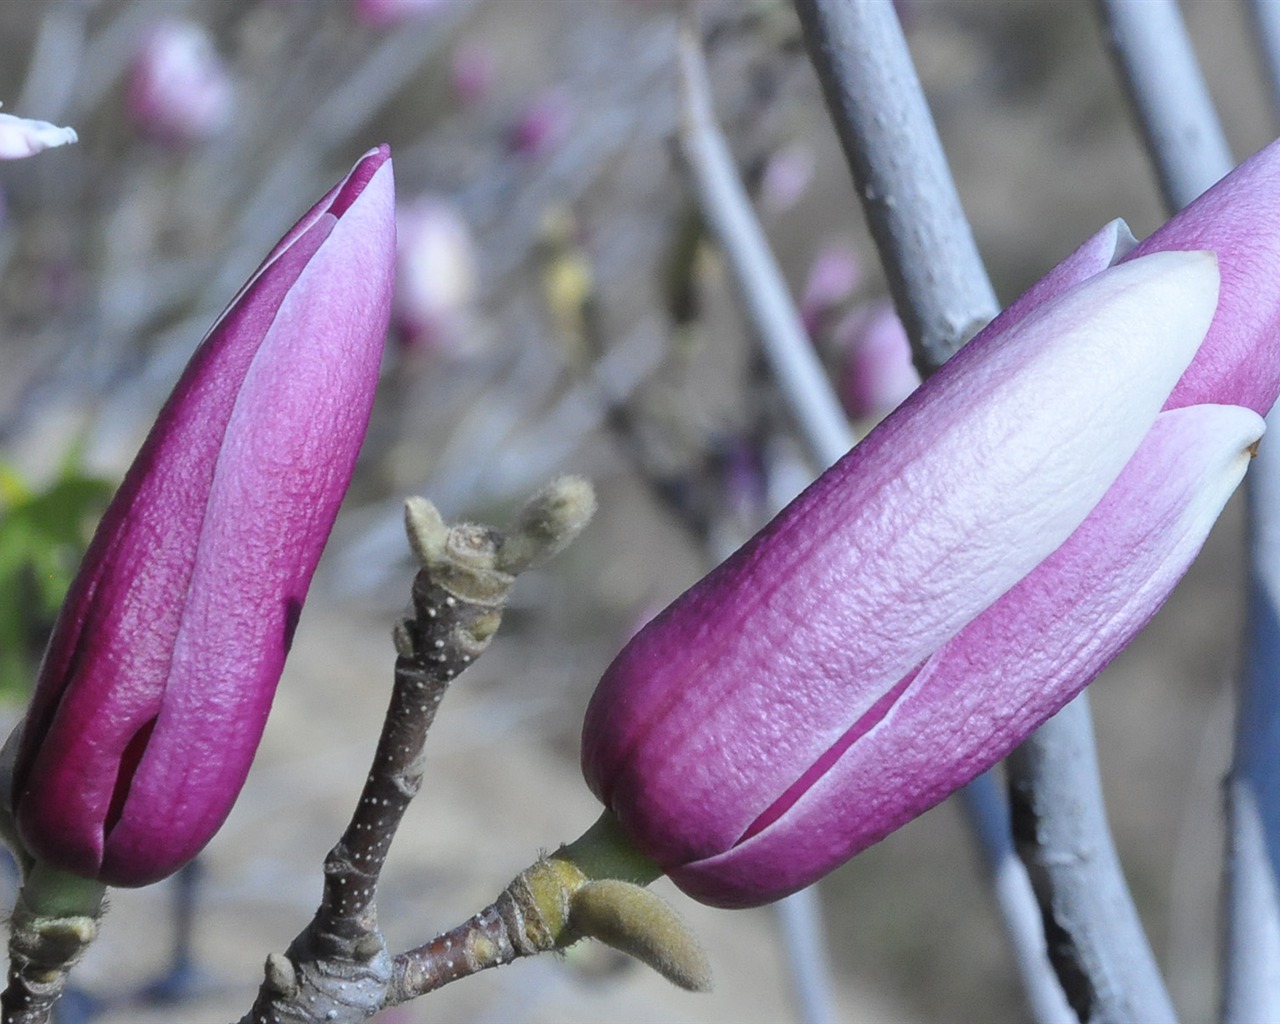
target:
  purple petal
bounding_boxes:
[1127,139,1280,415]
[670,402,1263,906]
[584,250,1219,872]
[15,146,395,885]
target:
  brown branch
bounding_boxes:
[389,888,537,1000]
[237,480,594,1024]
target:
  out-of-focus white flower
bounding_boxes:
[394,196,479,354]
[127,19,233,145]
[0,110,77,160]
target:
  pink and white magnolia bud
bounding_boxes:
[126,19,232,145]
[583,137,1280,908]
[0,111,76,160]
[11,147,395,887]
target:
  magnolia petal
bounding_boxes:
[671,402,1263,906]
[0,112,77,159]
[104,160,395,881]
[584,250,1220,868]
[1130,138,1280,415]
[16,221,335,880]
[996,218,1135,333]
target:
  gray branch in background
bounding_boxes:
[1234,4,1280,1019]
[1094,0,1233,211]
[676,24,852,468]
[1248,0,1280,119]
[1005,700,1176,1024]
[796,0,1174,1020]
[1096,3,1280,1020]
[1227,492,1280,1023]
[791,0,997,373]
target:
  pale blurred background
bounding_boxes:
[0,1,1272,1021]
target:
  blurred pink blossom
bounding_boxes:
[799,241,862,335]
[758,142,816,214]
[510,90,571,159]
[353,0,452,28]
[835,300,921,420]
[451,43,496,106]
[127,19,233,145]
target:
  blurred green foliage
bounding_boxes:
[0,458,113,703]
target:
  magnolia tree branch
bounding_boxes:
[1234,18,1280,1019]
[676,24,851,467]
[1228,524,1280,1022]
[1006,709,1176,1023]
[791,0,996,373]
[0,868,105,1024]
[793,0,1175,1020]
[1247,0,1280,119]
[1094,0,1232,211]
[1004,699,1174,1022]
[1098,1,1280,1017]
[386,810,709,1004]
[1092,7,1280,1021]
[239,479,596,1024]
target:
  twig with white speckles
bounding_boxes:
[237,479,596,1024]
[320,529,512,935]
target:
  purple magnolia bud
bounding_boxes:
[583,138,1280,907]
[0,110,77,160]
[126,19,233,146]
[11,146,395,888]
